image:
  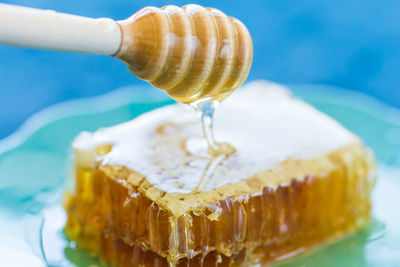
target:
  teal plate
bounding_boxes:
[0,83,399,267]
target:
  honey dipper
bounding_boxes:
[0,3,253,103]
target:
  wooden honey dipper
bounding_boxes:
[0,3,253,103]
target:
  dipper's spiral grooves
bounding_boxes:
[116,4,253,103]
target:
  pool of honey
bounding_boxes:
[64,153,374,266]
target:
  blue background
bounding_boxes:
[1,0,399,139]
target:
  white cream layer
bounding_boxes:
[73,81,357,193]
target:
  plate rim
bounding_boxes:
[1,81,400,157]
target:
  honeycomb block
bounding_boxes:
[64,82,376,266]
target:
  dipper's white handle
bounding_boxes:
[0,3,121,55]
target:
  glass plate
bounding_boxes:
[0,83,399,267]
